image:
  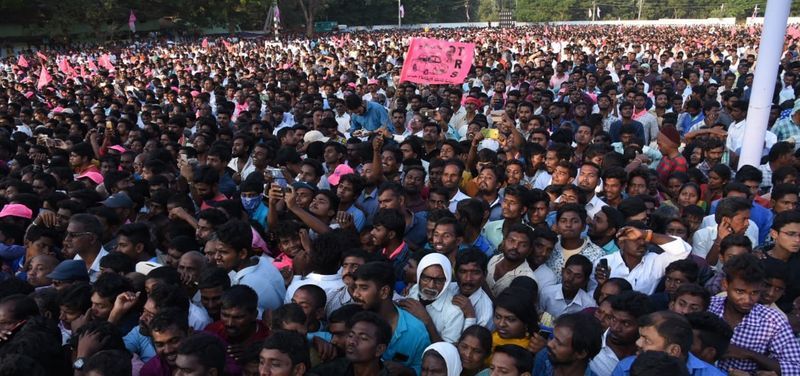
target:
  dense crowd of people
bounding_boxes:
[0,23,799,375]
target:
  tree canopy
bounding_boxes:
[1,0,799,41]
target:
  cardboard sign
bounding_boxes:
[399,38,475,85]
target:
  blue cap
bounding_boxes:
[102,192,134,208]
[47,260,89,282]
[292,181,318,193]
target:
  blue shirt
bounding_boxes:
[356,187,379,226]
[534,349,598,376]
[345,205,366,232]
[350,101,392,133]
[124,325,156,363]
[404,211,428,250]
[218,172,237,198]
[384,305,431,375]
[609,120,645,143]
[679,112,705,136]
[472,234,496,258]
[611,353,725,376]
[250,202,269,230]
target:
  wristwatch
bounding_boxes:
[73,358,85,370]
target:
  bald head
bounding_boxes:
[27,255,59,287]
[178,251,207,283]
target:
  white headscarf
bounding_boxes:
[415,253,452,300]
[423,342,462,376]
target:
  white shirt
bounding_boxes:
[448,190,470,213]
[539,284,597,318]
[590,329,621,376]
[593,236,691,295]
[532,264,558,296]
[449,106,468,138]
[486,254,535,297]
[74,247,108,283]
[230,256,286,312]
[585,194,608,218]
[284,273,346,305]
[335,112,351,134]
[227,156,256,181]
[726,119,747,153]
[188,302,212,331]
[635,111,659,145]
[408,284,466,343]
[448,283,494,329]
[691,222,759,269]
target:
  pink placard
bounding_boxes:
[399,38,475,85]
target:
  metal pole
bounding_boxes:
[273,0,279,41]
[738,0,791,169]
[398,0,401,27]
[637,0,643,20]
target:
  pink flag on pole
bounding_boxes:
[222,40,233,53]
[36,51,47,61]
[129,10,137,32]
[37,66,52,90]
[17,55,28,68]
[202,38,209,49]
[399,38,475,85]
[88,60,98,71]
[399,4,405,18]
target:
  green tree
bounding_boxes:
[515,0,576,22]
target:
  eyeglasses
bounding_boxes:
[779,231,800,239]
[419,274,447,286]
[65,231,93,239]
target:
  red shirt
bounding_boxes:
[656,154,688,185]
[204,319,271,347]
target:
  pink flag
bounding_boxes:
[222,40,233,53]
[399,4,405,18]
[17,55,28,68]
[98,54,115,71]
[58,58,73,75]
[36,51,47,61]
[128,10,137,32]
[202,38,209,48]
[80,65,87,78]
[37,66,52,90]
[399,38,475,85]
[88,60,98,71]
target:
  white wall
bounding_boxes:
[345,18,737,31]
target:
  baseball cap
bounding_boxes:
[328,164,355,186]
[102,192,134,208]
[77,171,104,185]
[292,181,318,194]
[0,204,33,219]
[303,130,330,144]
[47,260,89,282]
[108,145,127,153]
[135,261,162,276]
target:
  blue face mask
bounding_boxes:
[241,196,260,213]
